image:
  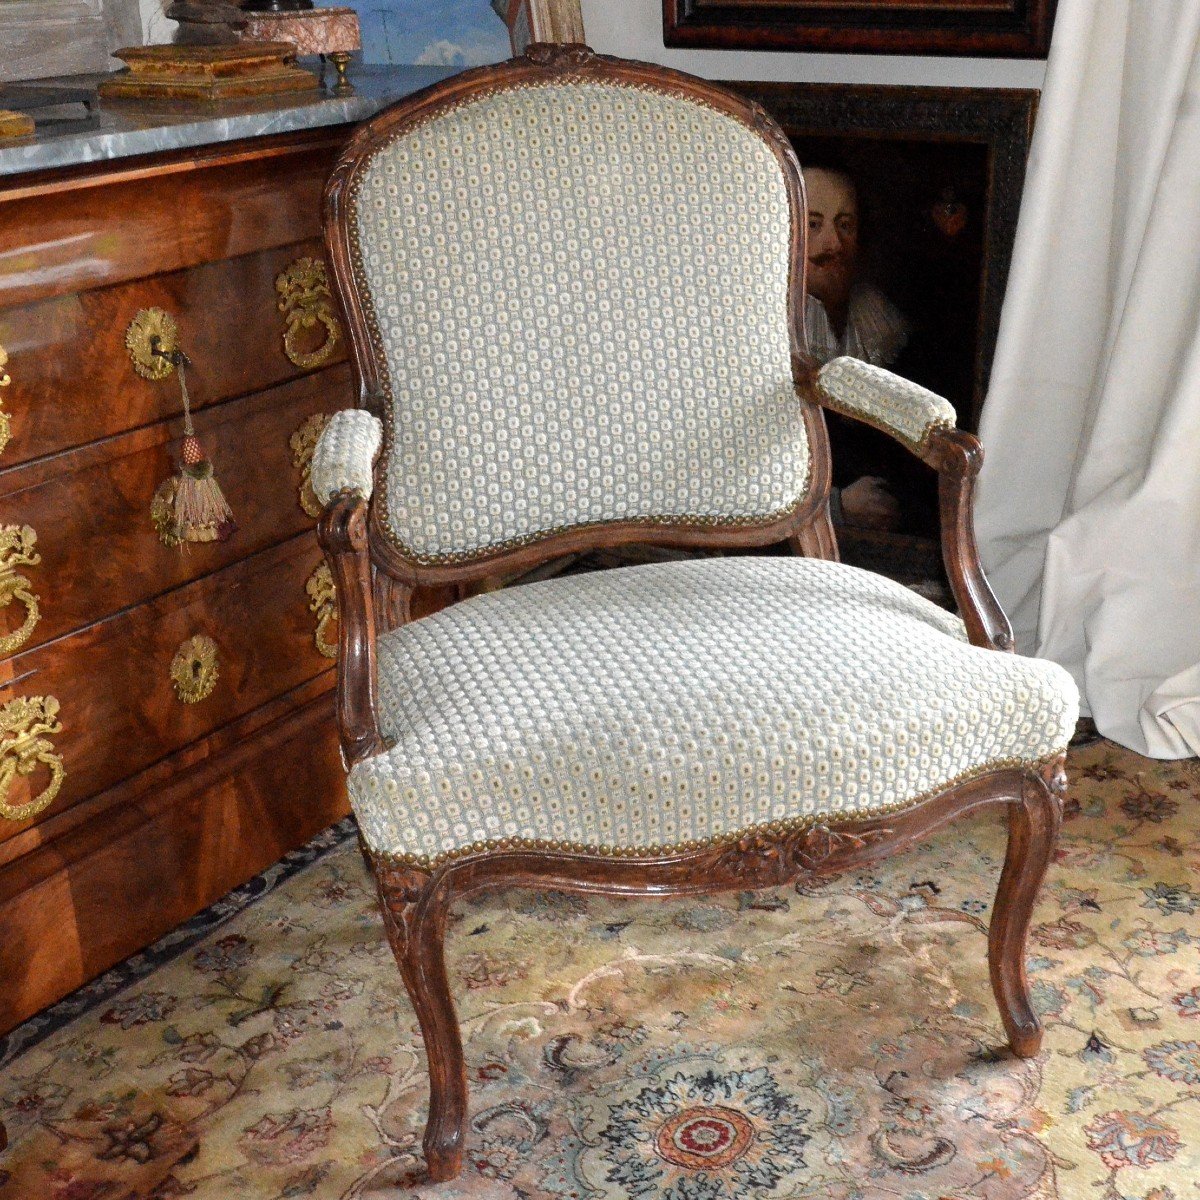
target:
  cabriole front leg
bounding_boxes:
[987,757,1066,1057]
[375,861,468,1182]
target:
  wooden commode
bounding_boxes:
[0,70,454,1033]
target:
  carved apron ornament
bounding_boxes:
[276,257,342,371]
[0,695,65,822]
[713,823,894,887]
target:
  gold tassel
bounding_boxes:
[167,360,235,545]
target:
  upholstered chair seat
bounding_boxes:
[351,556,1075,868]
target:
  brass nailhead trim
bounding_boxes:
[369,751,1067,872]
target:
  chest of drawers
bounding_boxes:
[0,128,367,1031]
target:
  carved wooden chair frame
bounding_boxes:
[317,44,1066,1184]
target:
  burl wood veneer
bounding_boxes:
[0,130,361,1032]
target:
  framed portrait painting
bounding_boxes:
[723,81,1037,541]
[664,0,1057,57]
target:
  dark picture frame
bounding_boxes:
[729,81,1037,433]
[665,0,1057,57]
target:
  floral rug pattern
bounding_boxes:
[1,739,1198,1199]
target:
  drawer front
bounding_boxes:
[0,239,348,468]
[0,366,351,655]
[0,692,346,1034]
[0,534,336,839]
[0,133,341,310]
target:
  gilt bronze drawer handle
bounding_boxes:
[0,524,41,656]
[290,412,332,519]
[277,257,342,371]
[306,562,338,659]
[0,342,12,458]
[171,634,219,704]
[0,695,65,823]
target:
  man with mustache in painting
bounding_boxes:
[803,164,911,531]
[803,164,910,368]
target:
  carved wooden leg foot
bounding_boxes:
[375,863,468,1183]
[988,759,1065,1057]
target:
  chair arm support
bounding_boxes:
[922,428,1014,652]
[809,358,1012,652]
[312,408,383,507]
[317,493,386,769]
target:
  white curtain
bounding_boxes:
[977,0,1200,758]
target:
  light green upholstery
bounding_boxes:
[345,80,811,563]
[311,408,382,503]
[325,72,1080,876]
[818,356,956,450]
[349,557,1078,867]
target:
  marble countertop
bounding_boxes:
[0,63,461,178]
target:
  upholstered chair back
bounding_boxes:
[331,53,813,566]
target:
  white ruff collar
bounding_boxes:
[805,283,909,368]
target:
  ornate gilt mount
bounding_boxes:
[306,561,338,659]
[290,412,332,518]
[276,257,342,371]
[170,634,219,704]
[0,695,65,823]
[125,308,180,381]
[150,478,182,548]
[0,342,12,458]
[0,524,41,656]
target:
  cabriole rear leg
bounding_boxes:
[987,758,1066,1057]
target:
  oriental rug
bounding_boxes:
[1,739,1198,1199]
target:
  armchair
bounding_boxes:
[313,45,1078,1183]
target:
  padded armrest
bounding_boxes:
[817,356,956,450]
[312,409,383,506]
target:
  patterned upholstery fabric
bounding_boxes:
[817,357,956,450]
[311,409,383,505]
[346,81,810,562]
[349,557,1078,866]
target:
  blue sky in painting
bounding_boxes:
[330,0,511,67]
